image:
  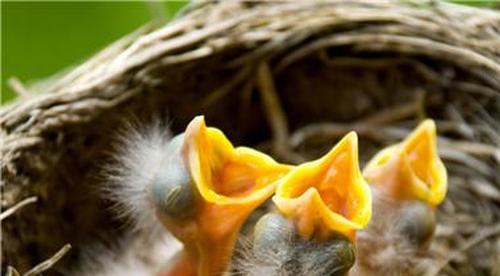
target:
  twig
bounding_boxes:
[426,223,500,276]
[357,100,420,125]
[256,62,288,146]
[7,77,30,99]
[355,89,440,125]
[146,1,167,24]
[6,266,20,276]
[316,53,441,82]
[415,89,427,121]
[468,179,500,203]
[443,105,475,139]
[201,65,253,108]
[256,61,304,163]
[237,78,255,133]
[23,244,72,276]
[277,33,500,78]
[290,122,409,148]
[0,196,37,221]
[466,94,500,131]
[442,140,500,163]
[439,148,493,177]
[474,120,500,147]
[447,81,499,98]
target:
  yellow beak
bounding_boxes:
[363,120,447,207]
[167,116,291,275]
[272,132,371,242]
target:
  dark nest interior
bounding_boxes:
[2,1,500,275]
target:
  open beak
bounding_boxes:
[272,132,371,242]
[363,120,447,207]
[168,116,291,275]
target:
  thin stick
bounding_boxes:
[447,81,499,97]
[290,122,408,148]
[23,244,72,276]
[277,33,500,82]
[6,266,20,276]
[0,196,37,221]
[426,223,500,276]
[443,141,500,163]
[356,91,440,125]
[7,77,30,99]
[467,94,500,130]
[444,105,475,140]
[256,61,304,163]
[202,65,253,108]
[439,148,493,177]
[257,62,288,146]
[415,89,427,121]
[237,78,255,132]
[357,101,419,125]
[316,53,440,82]
[147,1,167,24]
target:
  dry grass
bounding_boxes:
[1,1,499,274]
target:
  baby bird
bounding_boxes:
[353,120,447,275]
[233,132,372,276]
[107,116,291,276]
[152,116,292,276]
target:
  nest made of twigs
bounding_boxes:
[2,1,500,275]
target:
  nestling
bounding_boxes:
[233,132,372,276]
[96,118,443,276]
[353,120,447,275]
[150,116,292,275]
[100,116,291,276]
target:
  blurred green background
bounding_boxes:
[2,1,498,104]
[1,1,188,104]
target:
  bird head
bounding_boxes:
[362,120,447,207]
[151,116,291,276]
[353,120,446,274]
[246,212,356,276]
[272,132,372,242]
[241,132,371,275]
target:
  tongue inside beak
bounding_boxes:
[272,132,371,242]
[180,116,291,275]
[363,120,447,207]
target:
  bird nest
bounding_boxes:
[2,1,500,275]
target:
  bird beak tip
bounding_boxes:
[274,132,371,241]
[184,115,206,140]
[405,119,437,147]
[421,119,436,132]
[342,131,358,152]
[346,131,358,142]
[364,119,447,206]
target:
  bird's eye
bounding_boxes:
[151,135,197,219]
[252,213,295,256]
[395,202,436,248]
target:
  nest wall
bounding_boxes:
[1,1,499,274]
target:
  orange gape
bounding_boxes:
[273,132,372,242]
[160,116,291,276]
[363,120,447,207]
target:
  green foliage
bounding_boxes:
[449,0,500,8]
[1,1,187,104]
